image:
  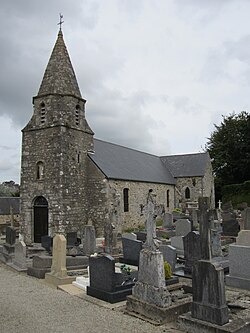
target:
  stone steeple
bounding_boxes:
[20,28,94,244]
[38,30,82,98]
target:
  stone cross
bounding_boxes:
[198,197,211,260]
[218,200,222,210]
[145,190,157,251]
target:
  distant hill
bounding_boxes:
[0,181,20,197]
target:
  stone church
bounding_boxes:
[20,29,214,243]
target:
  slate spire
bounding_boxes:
[37,30,82,98]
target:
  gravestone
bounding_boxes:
[41,235,53,253]
[175,219,192,237]
[11,241,28,271]
[222,210,240,237]
[122,233,137,240]
[134,231,147,242]
[226,230,250,291]
[104,222,115,254]
[0,226,16,263]
[131,191,171,306]
[170,235,184,256]
[120,237,143,266]
[242,207,250,230]
[127,191,191,324]
[83,225,96,255]
[210,220,223,257]
[190,209,198,228]
[183,231,201,273]
[45,234,76,286]
[6,226,16,245]
[159,244,176,271]
[172,219,191,256]
[191,198,229,325]
[163,212,173,228]
[87,254,137,303]
[66,232,78,247]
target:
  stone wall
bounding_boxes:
[20,94,93,243]
[85,158,175,236]
[175,159,215,210]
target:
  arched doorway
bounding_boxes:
[33,196,48,243]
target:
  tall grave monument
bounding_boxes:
[126,190,191,324]
[179,197,229,331]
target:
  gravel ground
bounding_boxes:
[0,263,182,333]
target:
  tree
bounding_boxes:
[206,111,250,200]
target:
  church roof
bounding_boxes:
[0,197,20,215]
[160,152,210,177]
[37,30,82,98]
[89,139,176,185]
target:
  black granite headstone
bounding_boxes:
[41,236,53,253]
[221,209,239,237]
[87,254,137,303]
[120,238,143,266]
[66,232,78,246]
[134,231,147,242]
[6,226,16,246]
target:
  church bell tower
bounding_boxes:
[20,25,94,243]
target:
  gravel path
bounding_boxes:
[0,263,182,333]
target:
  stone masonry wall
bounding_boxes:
[175,160,215,210]
[20,115,93,243]
[86,159,175,237]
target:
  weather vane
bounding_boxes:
[57,13,64,31]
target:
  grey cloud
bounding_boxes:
[86,88,160,153]
[200,35,250,85]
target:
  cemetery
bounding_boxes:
[1,23,250,333]
[1,196,250,332]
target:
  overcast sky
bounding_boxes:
[1,0,250,183]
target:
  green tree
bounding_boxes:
[206,111,250,200]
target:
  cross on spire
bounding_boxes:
[57,13,64,31]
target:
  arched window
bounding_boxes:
[185,187,190,199]
[36,161,45,180]
[166,190,170,208]
[40,102,46,124]
[75,105,80,126]
[123,188,129,212]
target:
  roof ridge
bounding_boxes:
[161,151,208,158]
[94,138,160,158]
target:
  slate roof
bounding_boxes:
[37,30,82,98]
[0,197,20,215]
[160,152,210,178]
[89,139,176,185]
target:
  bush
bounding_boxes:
[164,261,172,279]
[222,180,250,208]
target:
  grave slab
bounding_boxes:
[178,312,250,333]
